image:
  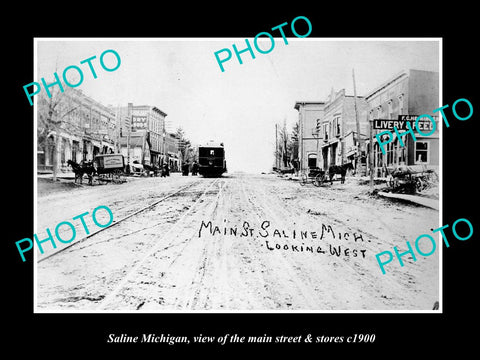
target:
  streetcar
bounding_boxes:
[197,141,227,177]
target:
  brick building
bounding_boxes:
[294,101,325,171]
[318,89,368,171]
[164,132,181,171]
[365,69,439,176]
[117,103,167,167]
[37,87,117,173]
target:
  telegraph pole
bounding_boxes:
[369,118,374,191]
[352,68,364,175]
[127,103,133,171]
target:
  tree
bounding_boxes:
[175,127,191,162]
[288,120,299,162]
[37,83,68,182]
[37,80,86,181]
[274,120,293,169]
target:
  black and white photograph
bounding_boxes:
[33,38,441,312]
[6,7,479,355]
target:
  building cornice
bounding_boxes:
[364,70,409,100]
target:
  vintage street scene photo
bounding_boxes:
[34,38,441,312]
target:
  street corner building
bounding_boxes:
[116,103,180,172]
[365,69,439,177]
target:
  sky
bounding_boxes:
[36,38,440,173]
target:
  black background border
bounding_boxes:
[6,5,478,355]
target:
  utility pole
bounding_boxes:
[127,103,133,170]
[127,116,131,165]
[352,68,364,175]
[369,118,374,191]
[283,120,288,168]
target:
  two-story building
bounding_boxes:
[117,103,167,167]
[37,87,117,173]
[164,132,181,172]
[294,101,325,171]
[318,89,368,172]
[365,69,439,177]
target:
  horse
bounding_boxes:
[67,159,96,185]
[328,163,354,184]
[143,163,159,177]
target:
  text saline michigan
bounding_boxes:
[107,333,189,345]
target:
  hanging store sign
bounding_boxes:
[373,115,438,131]
[398,115,438,132]
[373,119,407,130]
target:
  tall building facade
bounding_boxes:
[117,103,168,167]
[37,87,117,173]
[165,133,181,171]
[318,89,368,171]
[294,101,325,171]
[365,69,439,176]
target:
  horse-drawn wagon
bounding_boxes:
[93,154,126,184]
[299,163,353,187]
[386,164,438,194]
[300,167,327,187]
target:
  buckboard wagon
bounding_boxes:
[93,154,126,184]
[386,164,438,194]
[299,167,328,187]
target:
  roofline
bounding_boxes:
[294,101,326,110]
[123,104,168,117]
[198,142,224,148]
[364,69,411,100]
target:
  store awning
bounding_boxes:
[321,138,339,148]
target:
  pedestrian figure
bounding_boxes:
[192,161,198,176]
[165,162,170,176]
[293,159,299,176]
[182,161,189,176]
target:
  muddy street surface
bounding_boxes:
[36,173,439,311]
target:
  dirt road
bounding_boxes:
[36,173,440,311]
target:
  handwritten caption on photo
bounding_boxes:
[198,219,369,259]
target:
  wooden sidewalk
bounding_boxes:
[378,191,439,210]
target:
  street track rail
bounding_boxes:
[96,177,223,310]
[37,179,206,263]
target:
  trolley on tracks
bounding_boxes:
[93,154,126,184]
[197,141,227,177]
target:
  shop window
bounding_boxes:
[374,143,383,167]
[398,94,405,116]
[387,141,393,165]
[333,115,341,137]
[415,141,429,164]
[394,138,405,164]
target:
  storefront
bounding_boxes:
[365,69,439,177]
